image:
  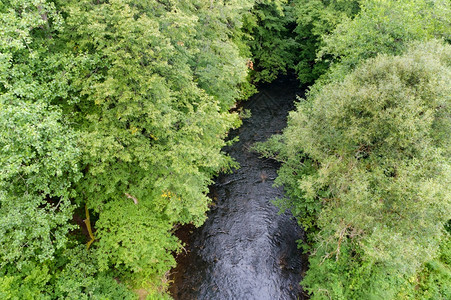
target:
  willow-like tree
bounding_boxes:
[259,40,451,299]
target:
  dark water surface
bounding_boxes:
[170,77,307,300]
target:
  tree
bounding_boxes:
[1,0,253,296]
[242,0,300,83]
[260,40,451,299]
[292,0,360,84]
[58,0,245,285]
[0,0,80,273]
[0,101,80,273]
[318,0,451,82]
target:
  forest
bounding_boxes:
[0,0,450,299]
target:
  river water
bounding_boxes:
[170,77,307,299]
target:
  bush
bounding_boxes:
[0,101,80,269]
[1,0,252,296]
[242,0,300,83]
[262,40,451,299]
[293,0,360,84]
[318,0,451,81]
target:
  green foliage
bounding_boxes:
[318,0,451,81]
[56,0,247,284]
[243,0,300,83]
[260,1,451,298]
[94,200,179,282]
[5,0,450,298]
[402,232,451,299]
[0,101,80,268]
[0,262,52,300]
[253,136,320,235]
[181,0,254,107]
[0,246,137,300]
[266,41,451,298]
[1,0,253,297]
[0,0,63,53]
[52,246,137,300]
[293,0,360,84]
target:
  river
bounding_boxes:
[169,76,307,300]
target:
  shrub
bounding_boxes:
[262,40,451,298]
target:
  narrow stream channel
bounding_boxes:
[170,76,307,299]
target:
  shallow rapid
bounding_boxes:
[170,77,307,300]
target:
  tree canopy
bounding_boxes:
[1,0,253,297]
[258,39,451,299]
[1,0,450,298]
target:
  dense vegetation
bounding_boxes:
[256,0,451,299]
[1,0,450,298]
[1,0,252,298]
[259,41,451,298]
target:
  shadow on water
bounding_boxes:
[169,76,308,300]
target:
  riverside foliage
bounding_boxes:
[269,41,451,298]
[255,0,451,299]
[1,0,251,297]
[1,0,450,299]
